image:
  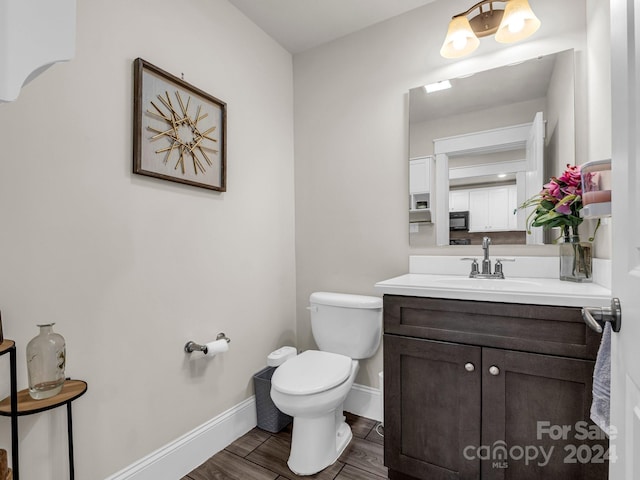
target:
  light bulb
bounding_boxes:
[440,16,479,58]
[495,0,541,44]
[452,34,468,51]
[508,16,525,33]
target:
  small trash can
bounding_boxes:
[253,366,292,433]
[253,346,297,433]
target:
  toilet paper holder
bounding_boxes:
[184,333,231,354]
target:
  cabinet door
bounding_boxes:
[469,187,511,231]
[481,348,608,480]
[508,185,518,230]
[384,335,481,480]
[450,190,470,212]
[486,187,510,230]
[468,189,490,231]
[410,158,430,194]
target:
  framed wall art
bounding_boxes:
[133,58,227,191]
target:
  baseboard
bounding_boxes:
[105,383,381,480]
[345,382,383,423]
[104,396,257,480]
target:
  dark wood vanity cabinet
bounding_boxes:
[383,295,609,480]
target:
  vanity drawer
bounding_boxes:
[384,295,600,360]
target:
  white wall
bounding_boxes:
[0,0,295,478]
[293,0,594,388]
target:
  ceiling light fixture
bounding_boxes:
[440,0,541,59]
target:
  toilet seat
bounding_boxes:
[271,350,352,395]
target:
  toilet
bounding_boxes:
[270,292,382,476]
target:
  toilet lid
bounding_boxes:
[271,350,352,395]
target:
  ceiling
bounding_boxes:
[227,0,439,54]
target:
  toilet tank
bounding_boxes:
[309,292,382,359]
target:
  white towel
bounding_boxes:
[590,322,611,436]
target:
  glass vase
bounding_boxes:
[26,323,66,400]
[559,235,593,283]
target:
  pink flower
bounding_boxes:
[558,164,582,192]
[544,180,562,200]
[563,185,579,196]
[519,163,591,236]
[555,203,572,215]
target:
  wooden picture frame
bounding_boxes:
[133,58,227,191]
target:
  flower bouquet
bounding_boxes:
[519,164,600,282]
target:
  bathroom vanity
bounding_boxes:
[376,261,611,480]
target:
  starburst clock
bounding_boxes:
[133,58,227,191]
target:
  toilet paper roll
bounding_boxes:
[205,339,229,357]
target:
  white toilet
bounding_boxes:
[270,292,382,476]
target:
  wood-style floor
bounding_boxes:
[182,413,387,480]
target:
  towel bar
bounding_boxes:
[581,298,621,333]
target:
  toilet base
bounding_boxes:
[287,409,353,476]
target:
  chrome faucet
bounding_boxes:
[481,237,492,275]
[461,236,515,279]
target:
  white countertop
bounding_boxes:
[374,273,611,308]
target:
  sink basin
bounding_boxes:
[430,277,543,290]
[375,271,612,308]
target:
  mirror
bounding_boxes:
[408,49,575,246]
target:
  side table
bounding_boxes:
[0,340,87,479]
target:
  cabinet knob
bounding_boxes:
[464,362,475,372]
[489,365,500,376]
